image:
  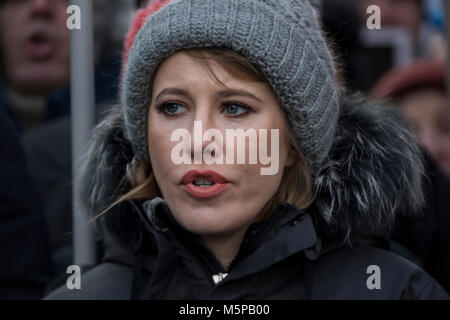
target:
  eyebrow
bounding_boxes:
[154,88,263,103]
[216,89,263,103]
[154,88,190,102]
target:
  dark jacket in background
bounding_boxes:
[321,0,450,291]
[45,93,449,300]
[0,106,52,299]
[392,152,450,293]
[321,0,403,92]
[18,58,121,276]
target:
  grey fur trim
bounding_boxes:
[78,92,426,243]
[313,92,425,244]
[76,105,134,218]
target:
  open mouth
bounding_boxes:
[27,32,53,60]
[192,177,215,187]
[181,170,229,199]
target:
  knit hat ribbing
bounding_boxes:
[123,0,339,174]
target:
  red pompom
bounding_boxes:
[122,0,171,70]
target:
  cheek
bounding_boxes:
[147,112,184,189]
[236,165,283,197]
[0,16,19,55]
[258,115,292,168]
[231,128,286,200]
[148,119,172,171]
[439,134,450,153]
[275,128,291,166]
[56,30,71,60]
[227,162,284,225]
[55,10,70,49]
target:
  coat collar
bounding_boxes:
[138,197,319,282]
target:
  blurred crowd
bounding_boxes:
[0,0,449,299]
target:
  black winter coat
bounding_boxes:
[45,93,449,300]
[392,152,450,293]
[46,198,448,299]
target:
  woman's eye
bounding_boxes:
[224,103,250,116]
[159,102,187,115]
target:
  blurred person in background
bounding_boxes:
[0,0,70,132]
[357,0,441,57]
[322,0,450,292]
[322,0,446,92]
[0,0,134,296]
[372,61,450,175]
[0,106,52,299]
[20,0,133,281]
[372,60,450,292]
[0,0,68,299]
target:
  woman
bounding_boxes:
[47,0,448,299]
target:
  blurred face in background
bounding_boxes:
[0,0,70,95]
[358,0,422,42]
[400,88,450,175]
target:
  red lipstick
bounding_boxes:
[181,170,229,199]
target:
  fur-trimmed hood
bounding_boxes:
[78,92,425,245]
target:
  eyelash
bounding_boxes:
[155,102,186,118]
[155,101,253,118]
[223,102,252,118]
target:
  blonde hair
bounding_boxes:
[98,48,315,220]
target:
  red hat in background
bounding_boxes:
[371,60,447,100]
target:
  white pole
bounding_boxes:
[70,0,97,267]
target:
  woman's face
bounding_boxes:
[147,51,294,239]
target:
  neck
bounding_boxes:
[5,86,46,132]
[200,229,247,270]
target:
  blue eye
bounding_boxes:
[224,103,250,116]
[159,102,187,115]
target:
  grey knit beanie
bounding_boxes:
[123,0,339,175]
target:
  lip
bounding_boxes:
[26,31,54,61]
[181,170,229,199]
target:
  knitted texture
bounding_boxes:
[123,0,339,174]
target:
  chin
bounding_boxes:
[13,71,69,94]
[171,203,246,236]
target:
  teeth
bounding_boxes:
[193,177,214,186]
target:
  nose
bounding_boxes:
[30,0,54,18]
[189,106,221,164]
[420,129,443,161]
